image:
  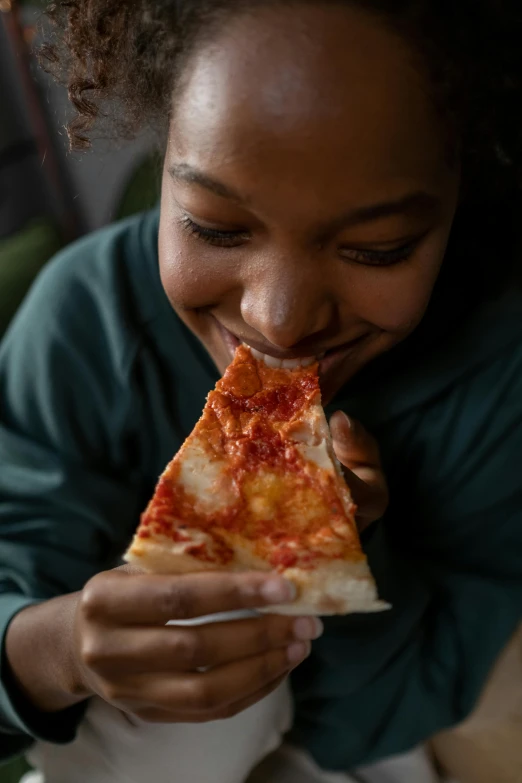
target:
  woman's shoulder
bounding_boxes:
[32,209,161,321]
[414,286,522,413]
[410,286,522,411]
[1,210,168,379]
[342,286,522,431]
[380,291,522,560]
[0,210,216,473]
[375,288,522,518]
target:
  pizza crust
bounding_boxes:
[261,560,390,615]
[125,537,389,616]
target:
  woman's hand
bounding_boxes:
[5,568,322,723]
[329,411,389,531]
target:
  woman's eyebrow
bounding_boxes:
[169,163,440,229]
[168,163,247,203]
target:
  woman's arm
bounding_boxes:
[0,239,147,754]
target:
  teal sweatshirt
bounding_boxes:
[0,209,521,771]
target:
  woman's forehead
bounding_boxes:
[170,3,453,198]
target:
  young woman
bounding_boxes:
[0,2,521,782]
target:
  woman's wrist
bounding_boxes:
[4,594,92,713]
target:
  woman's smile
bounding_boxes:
[214,315,371,383]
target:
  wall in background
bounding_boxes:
[6,4,158,233]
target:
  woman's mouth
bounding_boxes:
[215,320,367,377]
[248,348,321,369]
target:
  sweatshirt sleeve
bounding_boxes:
[0,246,144,758]
[291,340,522,770]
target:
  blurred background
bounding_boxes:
[0,0,160,337]
[1,2,159,778]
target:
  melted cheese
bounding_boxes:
[243,471,282,520]
[297,440,335,473]
[178,437,237,513]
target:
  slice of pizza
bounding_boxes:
[125,345,388,615]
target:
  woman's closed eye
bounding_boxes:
[339,240,418,267]
[180,214,420,266]
[180,216,250,247]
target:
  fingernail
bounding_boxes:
[260,578,297,604]
[287,641,311,665]
[341,412,354,430]
[293,617,324,641]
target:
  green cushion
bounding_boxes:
[0,218,63,337]
[116,152,161,221]
[0,757,30,783]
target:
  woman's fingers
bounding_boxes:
[130,675,289,724]
[75,568,319,725]
[83,614,323,675]
[81,569,296,626]
[330,411,389,529]
[114,643,309,717]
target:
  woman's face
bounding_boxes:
[159,3,460,403]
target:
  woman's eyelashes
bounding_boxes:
[338,240,418,266]
[180,215,419,266]
[180,216,250,247]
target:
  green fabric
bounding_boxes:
[0,210,521,771]
[0,218,62,338]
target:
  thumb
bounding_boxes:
[329,411,388,530]
[329,411,381,470]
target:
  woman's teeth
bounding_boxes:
[247,346,325,369]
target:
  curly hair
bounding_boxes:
[42,1,522,159]
[42,0,522,288]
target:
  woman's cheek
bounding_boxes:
[158,194,232,310]
[348,252,445,338]
[158,240,230,311]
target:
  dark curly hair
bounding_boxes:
[42,0,522,289]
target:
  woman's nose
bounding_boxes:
[240,261,334,349]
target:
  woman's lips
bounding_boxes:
[215,319,366,377]
[316,335,366,376]
[219,323,241,358]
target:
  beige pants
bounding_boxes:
[25,622,521,783]
[26,683,290,783]
[23,682,443,783]
[22,611,444,783]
